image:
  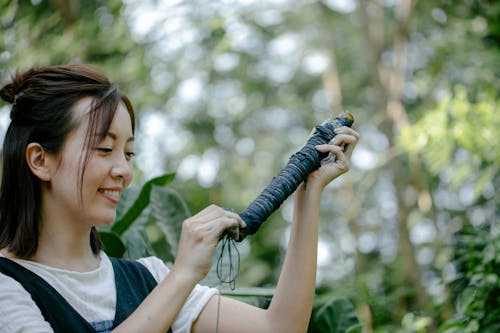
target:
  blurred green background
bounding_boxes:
[0,0,498,332]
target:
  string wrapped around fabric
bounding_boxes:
[237,112,354,240]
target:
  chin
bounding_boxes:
[93,213,117,227]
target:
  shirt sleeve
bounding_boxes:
[137,256,217,333]
[0,273,54,333]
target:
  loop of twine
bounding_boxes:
[215,234,241,333]
[216,234,240,290]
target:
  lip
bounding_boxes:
[98,187,122,205]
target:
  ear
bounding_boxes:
[25,143,53,181]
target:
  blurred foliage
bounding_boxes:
[1,0,499,332]
[99,173,188,264]
[308,297,363,333]
[439,225,500,333]
[100,173,361,332]
[399,86,499,200]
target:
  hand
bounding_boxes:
[307,127,359,189]
[171,205,245,283]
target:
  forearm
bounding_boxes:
[266,182,322,332]
[112,269,198,333]
[193,129,358,333]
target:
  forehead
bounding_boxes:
[64,97,133,148]
[71,97,93,120]
[71,97,132,130]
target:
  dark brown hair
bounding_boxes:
[0,64,135,258]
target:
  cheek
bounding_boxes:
[124,172,133,189]
[55,163,81,191]
[80,162,106,190]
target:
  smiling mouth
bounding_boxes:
[98,189,120,200]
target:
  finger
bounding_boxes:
[187,214,239,244]
[320,135,353,162]
[315,144,344,158]
[200,207,242,231]
[319,145,350,172]
[190,207,246,240]
[213,215,242,241]
[192,204,222,220]
[331,133,358,147]
[343,142,356,159]
[333,131,359,158]
[201,216,239,232]
[220,219,241,240]
[218,212,246,239]
[334,126,360,139]
[219,207,246,229]
[191,205,232,224]
[342,134,358,158]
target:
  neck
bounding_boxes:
[32,223,100,272]
[30,196,101,272]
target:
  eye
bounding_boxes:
[97,147,112,153]
[125,152,135,161]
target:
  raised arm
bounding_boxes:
[112,205,245,333]
[193,127,359,333]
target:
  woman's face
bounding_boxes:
[46,98,134,227]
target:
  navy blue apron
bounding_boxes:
[0,257,172,333]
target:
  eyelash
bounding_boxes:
[97,148,135,160]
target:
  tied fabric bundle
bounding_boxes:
[236,112,354,240]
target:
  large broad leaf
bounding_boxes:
[308,297,361,333]
[120,202,155,260]
[115,187,140,222]
[99,230,126,258]
[122,226,155,260]
[112,174,175,235]
[143,222,175,263]
[146,186,191,262]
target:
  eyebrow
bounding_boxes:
[105,132,134,142]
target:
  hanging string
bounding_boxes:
[216,287,222,333]
[215,234,240,333]
[216,234,240,289]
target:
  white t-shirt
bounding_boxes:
[0,252,217,333]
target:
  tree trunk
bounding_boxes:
[358,0,428,320]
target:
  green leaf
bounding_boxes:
[308,297,360,333]
[122,227,155,260]
[144,222,174,263]
[115,187,140,222]
[458,287,476,314]
[345,324,363,333]
[99,230,126,258]
[112,174,175,235]
[148,186,191,260]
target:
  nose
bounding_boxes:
[110,154,132,183]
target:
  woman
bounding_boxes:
[0,64,359,333]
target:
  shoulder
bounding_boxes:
[133,256,217,299]
[103,254,169,284]
[135,256,170,283]
[97,252,167,284]
[109,255,218,332]
[131,257,218,332]
[0,265,53,332]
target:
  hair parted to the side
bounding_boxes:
[0,64,135,258]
